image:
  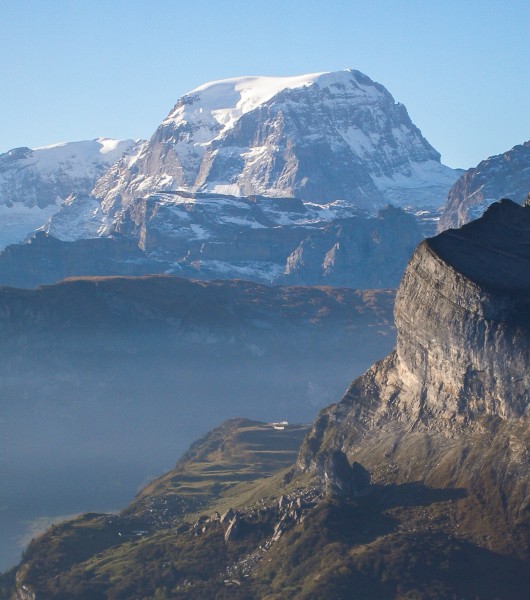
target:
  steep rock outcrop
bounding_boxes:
[397,200,530,423]
[298,199,530,554]
[282,205,422,288]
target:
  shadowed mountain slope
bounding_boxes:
[0,196,423,289]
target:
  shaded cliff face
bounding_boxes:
[298,200,530,554]
[438,140,530,231]
[282,205,422,288]
[299,200,530,436]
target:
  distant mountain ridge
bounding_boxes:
[38,69,458,251]
[438,140,530,230]
[0,197,423,289]
[0,138,139,249]
[0,69,460,288]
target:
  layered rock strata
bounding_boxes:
[0,192,423,289]
[299,199,530,555]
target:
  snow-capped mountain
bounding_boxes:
[86,69,458,231]
[3,70,459,288]
[438,140,530,231]
[0,138,139,248]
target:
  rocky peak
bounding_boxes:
[438,140,530,231]
[0,138,140,250]
[0,138,138,210]
[0,146,32,164]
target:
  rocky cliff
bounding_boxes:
[438,140,530,230]
[298,199,530,558]
[5,200,530,599]
[282,205,422,288]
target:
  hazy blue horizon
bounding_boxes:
[2,0,529,169]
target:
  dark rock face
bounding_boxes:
[314,450,371,497]
[113,194,423,288]
[438,140,530,230]
[282,206,422,288]
[298,199,530,556]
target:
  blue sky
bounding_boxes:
[1,0,529,168]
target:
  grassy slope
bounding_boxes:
[5,417,530,600]
[7,419,310,599]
